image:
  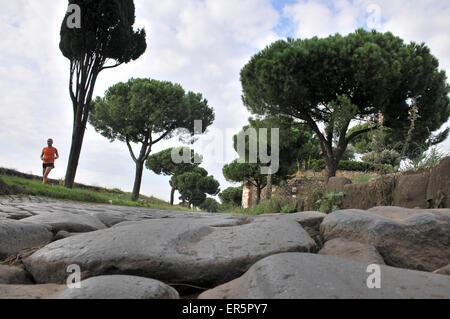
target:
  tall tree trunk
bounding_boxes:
[325,158,338,183]
[64,56,102,189]
[64,117,87,189]
[170,186,176,206]
[256,186,262,205]
[132,161,144,202]
[127,136,152,202]
[266,174,273,200]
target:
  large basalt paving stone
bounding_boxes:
[54,275,179,299]
[0,265,33,284]
[0,219,53,260]
[199,253,450,299]
[21,212,106,233]
[24,216,316,288]
[319,238,385,264]
[320,207,450,271]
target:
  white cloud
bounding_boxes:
[284,0,363,38]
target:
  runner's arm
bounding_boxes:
[41,149,45,161]
[55,149,59,160]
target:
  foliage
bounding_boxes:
[280,202,298,214]
[219,198,299,215]
[404,147,448,170]
[146,147,202,205]
[340,144,356,161]
[60,0,147,188]
[222,160,266,205]
[362,149,402,167]
[146,147,202,176]
[241,29,450,179]
[224,115,320,204]
[177,167,220,208]
[316,192,345,214]
[199,198,220,212]
[310,159,393,173]
[243,199,283,215]
[90,79,214,145]
[234,116,320,176]
[219,186,243,206]
[60,0,147,62]
[89,78,214,201]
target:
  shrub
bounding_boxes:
[280,202,298,214]
[219,186,243,206]
[199,198,220,212]
[316,192,345,214]
[311,159,392,172]
[404,147,448,170]
[362,149,401,167]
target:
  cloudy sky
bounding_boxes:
[0,0,449,202]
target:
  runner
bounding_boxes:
[41,138,59,185]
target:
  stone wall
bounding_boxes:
[242,157,450,210]
[335,157,450,209]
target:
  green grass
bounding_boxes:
[220,198,298,215]
[0,174,193,211]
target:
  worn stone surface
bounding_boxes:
[393,172,430,208]
[199,253,450,299]
[53,231,79,241]
[0,219,53,260]
[55,275,179,299]
[24,216,316,287]
[0,265,33,284]
[326,177,352,194]
[0,284,65,299]
[342,175,396,210]
[319,238,385,264]
[0,209,34,220]
[427,157,450,208]
[279,212,326,246]
[21,212,106,233]
[321,206,450,271]
[1,195,448,299]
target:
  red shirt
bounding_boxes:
[42,147,57,164]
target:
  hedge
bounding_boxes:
[310,160,393,172]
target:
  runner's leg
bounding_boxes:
[42,165,47,184]
[43,167,52,185]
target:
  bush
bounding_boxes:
[404,147,448,170]
[316,192,345,214]
[280,202,298,214]
[247,199,283,215]
[311,159,392,172]
[199,198,220,212]
[362,149,401,167]
[219,186,243,206]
